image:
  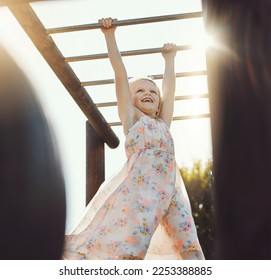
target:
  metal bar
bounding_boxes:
[173,114,210,121]
[108,113,211,127]
[175,93,209,101]
[82,71,207,87]
[96,101,117,108]
[46,12,203,34]
[9,3,119,149]
[95,93,209,108]
[65,45,193,62]
[154,71,208,79]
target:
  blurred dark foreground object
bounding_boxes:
[0,45,66,259]
[202,0,271,259]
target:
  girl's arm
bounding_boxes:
[99,18,135,133]
[159,43,177,127]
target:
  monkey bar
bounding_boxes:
[65,45,194,62]
[5,0,209,203]
[46,12,203,34]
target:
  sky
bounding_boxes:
[0,0,212,230]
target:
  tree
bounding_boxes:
[180,160,214,259]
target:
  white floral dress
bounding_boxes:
[63,113,203,259]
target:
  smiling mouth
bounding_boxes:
[141,98,153,103]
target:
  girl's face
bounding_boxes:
[129,79,160,118]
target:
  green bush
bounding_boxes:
[180,160,214,259]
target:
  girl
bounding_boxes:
[63,18,204,260]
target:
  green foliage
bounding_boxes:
[180,160,214,259]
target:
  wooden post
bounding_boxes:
[0,0,43,6]
[86,121,105,205]
[203,0,271,259]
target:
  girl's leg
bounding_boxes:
[161,190,205,260]
[180,250,205,260]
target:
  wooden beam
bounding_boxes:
[0,0,44,6]
[47,12,203,34]
[8,3,119,149]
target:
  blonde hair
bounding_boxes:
[128,76,162,117]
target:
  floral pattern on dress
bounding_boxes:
[63,113,202,260]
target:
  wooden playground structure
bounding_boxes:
[4,0,209,204]
[2,0,271,260]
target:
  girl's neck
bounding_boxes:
[141,111,158,119]
[134,107,158,121]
